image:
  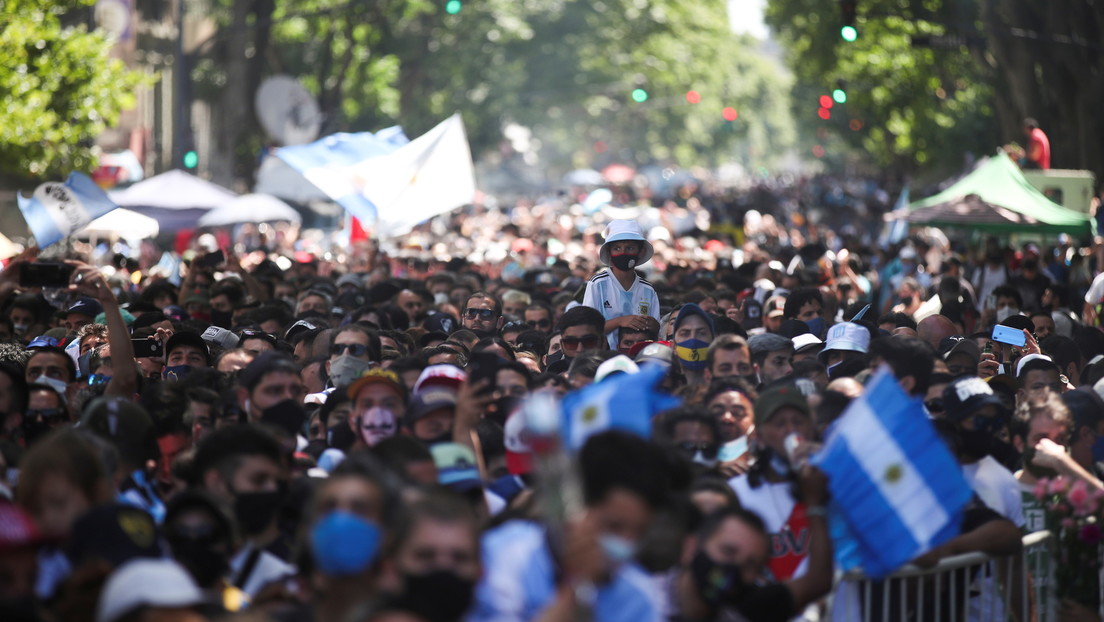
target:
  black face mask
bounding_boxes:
[233,487,286,536]
[261,399,306,437]
[210,310,233,329]
[329,424,356,452]
[393,570,476,622]
[690,549,748,609]
[958,428,995,459]
[305,438,328,459]
[610,252,639,271]
[171,541,230,588]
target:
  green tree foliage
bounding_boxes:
[195,0,795,178]
[766,0,1000,173]
[0,0,146,183]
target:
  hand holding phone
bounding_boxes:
[19,263,75,288]
[990,324,1027,348]
[132,339,163,358]
[468,352,501,396]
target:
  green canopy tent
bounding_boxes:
[900,152,1091,235]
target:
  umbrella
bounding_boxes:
[563,169,604,186]
[197,194,302,227]
[110,169,237,231]
[80,208,159,240]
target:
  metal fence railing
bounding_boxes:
[827,531,1057,622]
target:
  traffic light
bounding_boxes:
[840,0,857,41]
[817,107,831,120]
[722,107,738,121]
[686,90,701,104]
[819,95,834,109]
[445,0,461,14]
[833,88,847,103]
[183,149,198,169]
[631,88,649,103]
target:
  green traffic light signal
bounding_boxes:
[631,88,648,103]
[841,25,858,41]
[183,150,198,169]
[445,0,461,14]
[832,88,847,103]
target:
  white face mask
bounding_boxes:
[996,306,1019,323]
[13,324,29,335]
[434,292,450,306]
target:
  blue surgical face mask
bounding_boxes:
[162,365,193,381]
[598,534,637,567]
[310,511,382,577]
[804,317,825,338]
[676,339,710,371]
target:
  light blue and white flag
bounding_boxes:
[560,363,680,451]
[277,114,475,238]
[811,366,971,578]
[17,172,118,248]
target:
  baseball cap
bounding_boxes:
[346,368,407,401]
[818,322,870,363]
[412,364,467,394]
[422,312,458,336]
[67,297,103,318]
[777,319,811,339]
[753,384,810,427]
[940,336,980,367]
[942,376,1007,421]
[68,504,162,568]
[503,407,532,475]
[95,308,135,327]
[748,332,793,357]
[200,326,239,350]
[406,388,458,423]
[284,319,318,341]
[26,335,60,349]
[599,220,654,266]
[96,559,205,622]
[630,341,674,367]
[764,295,787,319]
[594,355,640,383]
[164,331,210,362]
[336,273,365,289]
[431,443,482,492]
[1015,353,1054,378]
[792,333,824,356]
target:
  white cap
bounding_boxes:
[599,220,654,266]
[792,333,824,354]
[1015,353,1054,378]
[413,364,468,394]
[594,355,640,383]
[818,322,870,363]
[97,559,205,622]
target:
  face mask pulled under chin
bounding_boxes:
[33,375,68,397]
[329,354,372,388]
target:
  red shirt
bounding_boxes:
[1027,127,1051,169]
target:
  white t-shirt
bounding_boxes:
[582,270,661,349]
[962,456,1025,527]
[1085,271,1104,305]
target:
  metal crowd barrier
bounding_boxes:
[827,531,1058,622]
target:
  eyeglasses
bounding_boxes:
[527,319,551,329]
[561,335,601,349]
[331,343,370,357]
[924,398,945,413]
[464,308,497,320]
[676,442,718,460]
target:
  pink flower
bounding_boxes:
[1048,476,1070,496]
[1080,524,1102,545]
[1069,480,1092,516]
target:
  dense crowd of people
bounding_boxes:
[1,196,1104,622]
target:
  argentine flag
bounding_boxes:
[811,367,971,578]
[277,114,476,238]
[560,363,680,451]
[17,172,118,249]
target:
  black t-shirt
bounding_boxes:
[719,583,795,622]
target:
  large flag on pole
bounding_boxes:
[559,363,680,451]
[811,367,972,578]
[17,172,119,249]
[277,114,475,238]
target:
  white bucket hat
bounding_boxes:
[599,220,654,266]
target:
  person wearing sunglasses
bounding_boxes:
[661,406,722,471]
[553,306,607,363]
[582,219,661,350]
[522,303,554,334]
[327,325,382,389]
[460,293,502,337]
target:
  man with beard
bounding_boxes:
[1011,393,1073,533]
[191,424,293,597]
[461,292,503,338]
[941,376,1025,528]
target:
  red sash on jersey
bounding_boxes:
[768,502,810,581]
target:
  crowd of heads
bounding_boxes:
[0,210,1102,622]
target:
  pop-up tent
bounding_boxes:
[900,152,1091,234]
[110,170,237,231]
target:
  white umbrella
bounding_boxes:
[198,193,302,227]
[81,208,160,240]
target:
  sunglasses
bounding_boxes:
[331,343,370,357]
[464,308,497,320]
[26,408,66,423]
[527,319,551,328]
[676,442,719,460]
[561,335,601,349]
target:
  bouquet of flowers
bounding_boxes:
[1033,476,1104,608]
